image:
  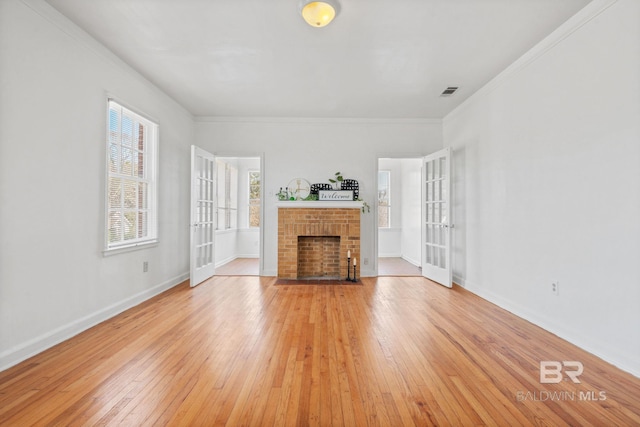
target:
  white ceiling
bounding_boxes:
[45,0,591,119]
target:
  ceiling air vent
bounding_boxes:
[440,86,459,97]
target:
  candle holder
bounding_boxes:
[346,257,357,282]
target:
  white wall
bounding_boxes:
[215,230,238,267]
[196,118,443,276]
[444,0,640,376]
[0,0,192,370]
[236,228,260,258]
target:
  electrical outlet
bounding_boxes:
[364,258,369,265]
[551,281,559,296]
[143,261,149,273]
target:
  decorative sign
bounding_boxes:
[319,190,354,201]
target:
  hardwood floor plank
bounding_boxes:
[1,276,639,426]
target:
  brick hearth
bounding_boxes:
[277,206,360,280]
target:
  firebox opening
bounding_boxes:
[297,236,341,280]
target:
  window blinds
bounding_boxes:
[106,100,158,250]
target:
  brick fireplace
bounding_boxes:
[277,203,360,280]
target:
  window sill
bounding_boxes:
[103,240,159,257]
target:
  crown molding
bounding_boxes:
[194,116,442,125]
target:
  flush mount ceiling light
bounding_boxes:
[299,0,340,28]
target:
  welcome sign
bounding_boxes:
[318,190,354,201]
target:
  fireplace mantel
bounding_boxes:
[276,201,363,209]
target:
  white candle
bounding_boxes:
[353,257,357,266]
[348,250,351,258]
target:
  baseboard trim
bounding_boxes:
[216,255,237,268]
[458,276,639,379]
[0,272,188,373]
[453,274,467,288]
[401,255,420,268]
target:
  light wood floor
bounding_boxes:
[1,277,639,426]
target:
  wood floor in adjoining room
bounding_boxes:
[1,277,639,426]
[215,257,259,276]
[378,257,422,276]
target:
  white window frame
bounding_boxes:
[248,170,261,228]
[216,160,238,230]
[378,170,391,228]
[104,99,158,253]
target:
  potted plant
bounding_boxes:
[328,171,344,189]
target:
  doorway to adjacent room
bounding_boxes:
[376,157,423,276]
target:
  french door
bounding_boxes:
[422,148,452,288]
[190,146,216,287]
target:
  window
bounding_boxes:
[106,100,158,250]
[378,170,390,228]
[216,160,237,230]
[248,171,261,227]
